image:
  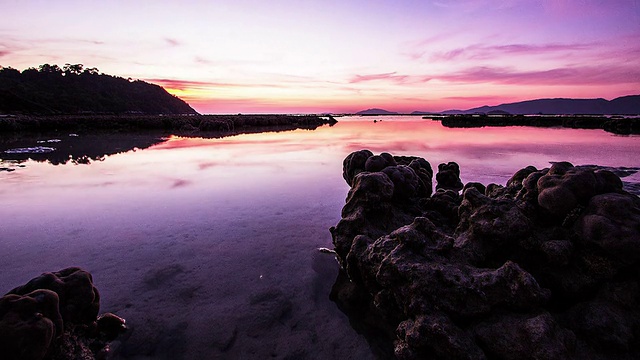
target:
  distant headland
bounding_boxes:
[0,64,197,115]
[0,64,339,135]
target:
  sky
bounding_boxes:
[1,0,639,114]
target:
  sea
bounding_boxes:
[1,115,638,359]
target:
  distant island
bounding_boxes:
[357,95,640,116]
[356,108,399,115]
[0,64,197,115]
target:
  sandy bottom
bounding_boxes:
[0,169,375,359]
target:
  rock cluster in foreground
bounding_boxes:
[331,150,640,360]
[0,267,126,360]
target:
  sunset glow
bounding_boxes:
[2,0,639,113]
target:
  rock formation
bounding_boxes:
[331,150,640,359]
[0,267,126,360]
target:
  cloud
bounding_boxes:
[436,65,640,85]
[194,56,213,65]
[170,179,192,189]
[414,31,463,47]
[493,43,593,54]
[540,0,640,18]
[349,72,411,84]
[443,95,511,102]
[164,38,181,46]
[147,78,234,90]
[346,63,637,88]
[0,50,10,57]
[78,39,104,45]
[431,48,466,61]
[429,42,595,62]
[146,78,293,91]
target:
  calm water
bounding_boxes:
[1,116,639,359]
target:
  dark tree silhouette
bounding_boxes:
[0,64,198,115]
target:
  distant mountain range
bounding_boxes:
[356,95,640,116]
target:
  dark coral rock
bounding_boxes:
[382,165,420,200]
[0,289,62,360]
[396,314,485,360]
[331,171,397,266]
[420,189,461,228]
[565,301,635,353]
[331,151,640,360]
[408,158,434,198]
[365,153,397,172]
[507,165,538,189]
[474,312,576,360]
[1,268,125,360]
[540,240,574,266]
[577,193,640,264]
[537,163,598,218]
[8,267,99,325]
[96,313,127,341]
[343,149,373,186]
[463,182,486,196]
[456,187,533,264]
[436,162,463,192]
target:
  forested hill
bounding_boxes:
[0,64,198,115]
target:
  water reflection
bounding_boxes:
[0,117,638,359]
[334,118,639,184]
[0,132,166,166]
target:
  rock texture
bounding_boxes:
[0,267,126,360]
[330,151,640,360]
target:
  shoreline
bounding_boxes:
[0,114,337,134]
[430,114,640,135]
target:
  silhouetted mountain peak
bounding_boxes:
[356,108,399,115]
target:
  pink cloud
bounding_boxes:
[429,42,595,62]
[443,95,513,102]
[194,56,213,65]
[492,43,593,54]
[414,31,464,47]
[164,38,181,46]
[170,179,191,188]
[147,78,236,90]
[350,72,409,84]
[431,48,466,61]
[146,78,290,91]
[436,65,640,86]
[345,61,640,88]
[539,0,640,18]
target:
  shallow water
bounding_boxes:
[1,116,639,359]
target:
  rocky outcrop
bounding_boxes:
[0,267,126,360]
[330,150,640,360]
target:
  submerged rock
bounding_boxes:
[0,290,62,360]
[331,151,640,360]
[0,267,126,360]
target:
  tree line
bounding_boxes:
[0,64,198,115]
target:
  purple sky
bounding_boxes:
[1,0,639,113]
